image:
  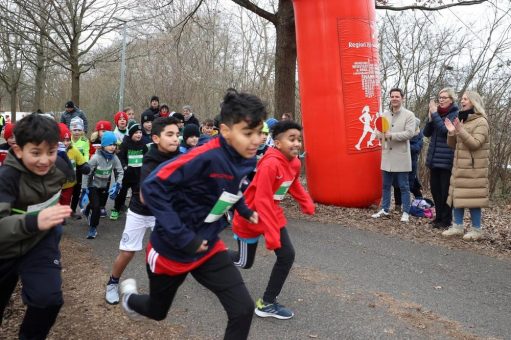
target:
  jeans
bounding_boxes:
[381,171,410,213]
[453,208,481,228]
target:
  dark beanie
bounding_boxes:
[65,101,75,108]
[183,123,200,140]
[127,120,141,137]
[173,112,184,122]
[150,95,159,103]
[141,112,154,124]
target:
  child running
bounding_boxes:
[58,123,90,208]
[105,117,181,305]
[110,121,148,220]
[120,89,266,340]
[230,120,315,320]
[81,131,123,239]
[0,114,75,339]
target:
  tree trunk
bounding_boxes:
[273,0,296,118]
[71,61,80,106]
[33,34,47,112]
[33,54,46,112]
[10,87,17,123]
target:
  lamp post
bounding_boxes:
[119,21,127,112]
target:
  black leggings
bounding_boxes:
[230,227,295,304]
[114,182,138,211]
[70,168,82,212]
[85,187,108,228]
[128,251,254,340]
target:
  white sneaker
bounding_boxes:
[120,279,145,321]
[463,227,483,241]
[442,224,464,237]
[105,283,119,305]
[371,209,389,218]
[400,212,409,222]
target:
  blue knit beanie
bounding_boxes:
[266,118,278,129]
[101,131,117,147]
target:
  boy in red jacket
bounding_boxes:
[230,120,315,320]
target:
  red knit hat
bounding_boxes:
[114,111,128,126]
[58,123,71,140]
[95,120,112,132]
[3,123,15,140]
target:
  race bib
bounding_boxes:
[12,191,62,215]
[204,191,242,223]
[273,180,293,201]
[95,165,112,178]
[128,151,143,167]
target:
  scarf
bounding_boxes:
[100,149,114,160]
[458,108,474,122]
[437,104,452,116]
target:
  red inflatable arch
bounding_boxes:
[293,0,381,207]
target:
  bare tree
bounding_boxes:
[0,1,26,121]
[7,0,134,106]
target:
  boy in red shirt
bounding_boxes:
[230,120,315,320]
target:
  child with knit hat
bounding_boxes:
[110,121,148,220]
[58,123,91,207]
[0,123,15,166]
[90,120,113,159]
[81,131,124,239]
[70,116,90,219]
[140,112,154,145]
[114,111,129,144]
[179,123,200,154]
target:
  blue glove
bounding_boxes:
[79,188,89,208]
[108,183,121,200]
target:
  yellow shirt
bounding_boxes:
[63,146,87,189]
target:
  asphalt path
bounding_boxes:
[64,207,511,340]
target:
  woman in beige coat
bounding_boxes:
[442,91,489,240]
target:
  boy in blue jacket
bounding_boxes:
[120,89,266,340]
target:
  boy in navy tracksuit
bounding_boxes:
[105,117,181,305]
[0,115,74,339]
[120,90,267,340]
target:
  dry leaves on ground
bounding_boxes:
[0,238,183,339]
[282,189,511,260]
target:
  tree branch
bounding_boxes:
[230,0,277,25]
[376,0,488,11]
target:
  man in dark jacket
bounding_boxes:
[60,100,88,133]
[141,95,160,119]
[423,88,459,229]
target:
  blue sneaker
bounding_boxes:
[255,298,294,320]
[86,227,97,239]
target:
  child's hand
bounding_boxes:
[38,205,72,230]
[196,240,208,253]
[248,211,259,224]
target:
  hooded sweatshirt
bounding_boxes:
[232,147,315,250]
[129,144,181,216]
[0,150,75,259]
[82,149,124,190]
